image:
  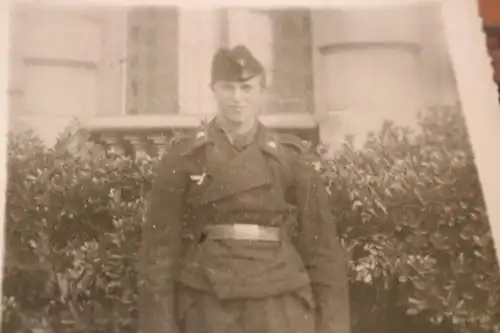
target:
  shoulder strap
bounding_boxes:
[163,125,212,157]
[277,133,312,156]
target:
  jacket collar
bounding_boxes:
[182,118,288,168]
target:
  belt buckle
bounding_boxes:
[232,224,260,240]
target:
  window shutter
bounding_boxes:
[125,7,178,115]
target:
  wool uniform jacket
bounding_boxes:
[138,120,351,333]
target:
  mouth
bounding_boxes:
[226,106,247,114]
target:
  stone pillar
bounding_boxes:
[311,5,426,153]
[9,6,104,146]
[177,8,223,116]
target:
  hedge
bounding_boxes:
[3,105,500,333]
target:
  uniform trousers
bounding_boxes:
[176,284,316,333]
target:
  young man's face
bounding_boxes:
[211,76,265,126]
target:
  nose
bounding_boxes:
[230,87,243,102]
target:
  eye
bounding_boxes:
[241,84,253,92]
[220,83,234,90]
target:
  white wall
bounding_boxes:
[8,5,459,148]
[8,6,123,146]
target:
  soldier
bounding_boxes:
[138,45,350,333]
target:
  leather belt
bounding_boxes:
[203,224,282,242]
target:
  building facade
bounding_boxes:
[7,4,460,154]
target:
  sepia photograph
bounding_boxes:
[3,1,500,333]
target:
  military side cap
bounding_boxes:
[211,45,265,84]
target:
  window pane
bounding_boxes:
[125,7,178,115]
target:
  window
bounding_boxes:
[122,8,224,116]
[124,7,178,115]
